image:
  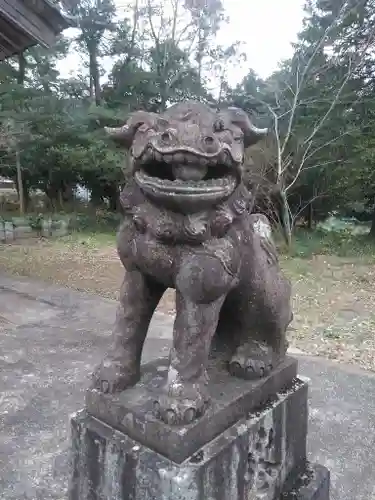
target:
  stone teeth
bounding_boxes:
[173,152,185,164]
[186,154,198,164]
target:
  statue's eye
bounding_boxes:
[138,124,149,133]
[234,136,243,143]
[157,118,169,128]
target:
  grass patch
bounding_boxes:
[61,231,117,248]
[278,229,375,260]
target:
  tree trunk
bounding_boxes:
[369,204,375,238]
[58,189,64,211]
[197,23,203,87]
[17,52,26,85]
[307,201,314,230]
[279,189,292,246]
[15,148,24,215]
[160,82,168,111]
[89,46,101,106]
[14,55,26,216]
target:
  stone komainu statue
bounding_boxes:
[92,101,293,425]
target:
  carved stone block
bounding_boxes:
[282,464,330,499]
[85,356,298,464]
[69,374,329,500]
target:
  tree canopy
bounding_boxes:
[1,0,375,239]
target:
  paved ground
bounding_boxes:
[0,274,374,500]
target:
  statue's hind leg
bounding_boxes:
[228,213,293,380]
[228,327,290,380]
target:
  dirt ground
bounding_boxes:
[1,234,375,372]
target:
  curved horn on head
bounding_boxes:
[104,111,157,149]
[226,107,268,148]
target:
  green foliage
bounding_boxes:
[227,0,375,241]
[69,210,122,233]
[0,0,374,249]
[27,214,44,232]
[0,0,237,212]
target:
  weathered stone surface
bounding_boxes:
[70,379,314,500]
[281,463,330,500]
[86,356,297,463]
[3,221,14,242]
[92,101,293,425]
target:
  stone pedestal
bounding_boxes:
[69,357,330,500]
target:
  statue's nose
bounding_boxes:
[159,130,174,145]
[201,134,219,154]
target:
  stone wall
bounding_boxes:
[0,217,69,242]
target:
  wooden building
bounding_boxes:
[0,0,73,60]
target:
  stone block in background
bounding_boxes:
[52,219,69,237]
[3,221,14,242]
[42,218,53,237]
[14,224,33,239]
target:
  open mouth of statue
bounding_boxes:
[134,147,239,203]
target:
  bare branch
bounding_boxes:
[304,131,350,163]
[302,160,338,171]
[146,0,160,52]
[125,0,140,65]
[285,141,313,193]
[291,193,326,223]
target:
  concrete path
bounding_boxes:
[0,274,374,500]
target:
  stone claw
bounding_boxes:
[91,358,139,394]
[153,380,210,425]
[229,341,277,381]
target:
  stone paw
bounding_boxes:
[229,341,277,381]
[153,380,210,425]
[91,358,139,394]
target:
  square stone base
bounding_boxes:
[69,376,329,499]
[85,356,298,463]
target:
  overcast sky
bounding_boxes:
[219,0,305,82]
[60,0,305,86]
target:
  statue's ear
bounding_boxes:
[104,111,157,149]
[225,107,268,148]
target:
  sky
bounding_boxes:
[219,0,305,83]
[59,0,305,86]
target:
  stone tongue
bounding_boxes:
[172,164,208,181]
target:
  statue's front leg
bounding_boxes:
[154,253,236,425]
[92,270,165,393]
